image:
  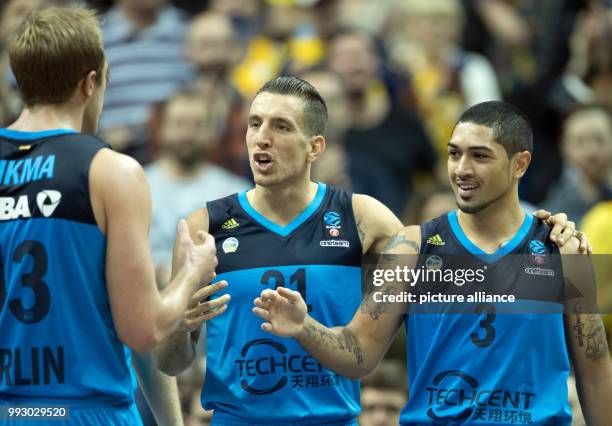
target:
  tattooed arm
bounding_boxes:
[561,239,612,426]
[351,194,403,255]
[253,226,420,379]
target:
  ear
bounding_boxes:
[513,151,531,178]
[80,70,98,99]
[307,135,326,163]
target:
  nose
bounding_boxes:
[454,154,473,179]
[253,122,273,149]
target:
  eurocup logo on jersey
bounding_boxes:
[426,370,536,423]
[323,211,342,238]
[529,240,547,266]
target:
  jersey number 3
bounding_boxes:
[0,241,50,324]
[471,303,496,348]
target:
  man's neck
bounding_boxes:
[247,179,319,227]
[457,194,526,254]
[8,105,82,133]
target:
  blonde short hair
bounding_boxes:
[8,6,105,106]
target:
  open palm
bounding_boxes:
[253,287,308,337]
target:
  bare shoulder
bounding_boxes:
[91,148,147,185]
[186,208,210,237]
[89,148,149,234]
[352,194,403,254]
[383,225,421,255]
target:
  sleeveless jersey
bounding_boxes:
[205,183,362,425]
[401,210,571,425]
[0,129,136,406]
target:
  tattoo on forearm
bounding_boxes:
[383,235,419,253]
[573,302,585,347]
[304,323,364,366]
[585,315,609,360]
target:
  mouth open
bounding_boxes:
[456,182,479,199]
[253,152,273,172]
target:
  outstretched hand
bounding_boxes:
[253,287,307,337]
[532,210,592,254]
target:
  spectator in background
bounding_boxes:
[100,0,191,162]
[543,104,612,223]
[562,0,612,111]
[461,0,589,204]
[231,1,325,99]
[300,69,352,189]
[327,28,436,216]
[145,91,250,284]
[303,69,405,203]
[359,360,408,426]
[385,0,501,160]
[186,11,249,177]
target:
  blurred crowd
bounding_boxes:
[1,0,611,425]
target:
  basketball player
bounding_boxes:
[254,101,612,425]
[0,7,223,425]
[157,78,584,425]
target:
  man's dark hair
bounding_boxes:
[257,76,328,137]
[456,101,533,157]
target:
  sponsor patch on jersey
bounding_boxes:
[221,218,239,230]
[222,237,239,253]
[427,234,446,246]
[36,190,61,217]
[525,267,555,277]
[320,240,350,248]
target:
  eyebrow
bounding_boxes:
[447,142,495,152]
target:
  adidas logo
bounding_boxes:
[427,234,445,246]
[222,218,239,230]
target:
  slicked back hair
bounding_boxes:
[456,101,533,157]
[256,76,328,137]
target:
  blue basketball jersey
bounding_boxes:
[401,211,571,425]
[205,183,362,425]
[0,129,136,407]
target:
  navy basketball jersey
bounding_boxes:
[0,129,136,406]
[205,183,362,425]
[401,210,571,425]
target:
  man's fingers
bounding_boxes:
[260,289,278,302]
[261,322,273,333]
[177,219,191,242]
[198,230,214,245]
[188,294,230,317]
[556,220,575,245]
[277,286,301,303]
[193,281,228,300]
[184,304,228,330]
[254,297,270,309]
[253,307,270,321]
[532,209,551,220]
